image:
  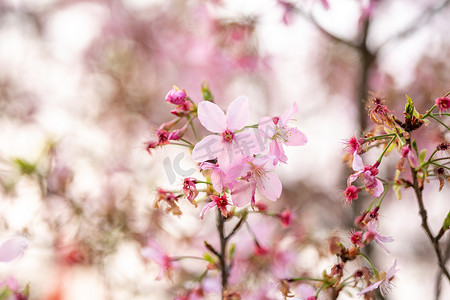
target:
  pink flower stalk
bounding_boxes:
[199,194,231,219]
[349,230,364,248]
[0,235,28,263]
[363,220,394,254]
[342,135,365,170]
[141,239,175,280]
[258,102,307,165]
[435,96,450,113]
[165,87,187,105]
[182,177,199,206]
[344,185,361,205]
[358,260,398,297]
[231,156,282,207]
[192,96,264,167]
[347,161,384,197]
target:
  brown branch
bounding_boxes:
[408,136,450,282]
[375,0,450,54]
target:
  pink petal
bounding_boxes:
[358,280,383,296]
[386,259,399,279]
[280,102,298,126]
[254,155,277,171]
[269,141,287,165]
[284,128,307,146]
[197,101,226,133]
[347,170,362,186]
[217,142,244,168]
[192,135,222,162]
[226,95,248,131]
[234,130,266,157]
[352,151,364,171]
[372,178,384,197]
[231,181,255,207]
[199,201,217,219]
[211,169,225,192]
[375,239,391,254]
[256,172,282,201]
[0,235,28,262]
[258,116,277,139]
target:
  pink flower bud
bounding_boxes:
[165,88,187,105]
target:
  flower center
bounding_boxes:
[222,129,234,143]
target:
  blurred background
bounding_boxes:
[0,0,449,299]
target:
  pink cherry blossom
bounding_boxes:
[342,135,365,170]
[182,177,199,206]
[199,194,231,219]
[258,102,307,165]
[231,156,282,207]
[400,145,419,168]
[0,235,28,263]
[349,230,364,248]
[344,185,361,205]
[199,160,246,193]
[363,220,394,254]
[165,87,187,105]
[347,161,384,197]
[141,239,176,280]
[358,259,398,297]
[192,96,264,167]
[435,96,450,113]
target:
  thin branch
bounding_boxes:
[376,0,450,53]
[294,7,358,49]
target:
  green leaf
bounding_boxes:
[443,211,450,231]
[418,149,427,164]
[203,253,215,264]
[229,243,236,260]
[13,158,36,175]
[201,81,214,102]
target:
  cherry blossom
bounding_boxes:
[347,161,384,197]
[192,96,264,167]
[358,259,398,297]
[258,102,307,165]
[363,220,394,254]
[199,194,231,219]
[141,239,176,280]
[231,156,282,207]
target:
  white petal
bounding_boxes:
[0,235,28,262]
[197,101,226,133]
[192,135,222,162]
[280,102,298,125]
[226,96,248,131]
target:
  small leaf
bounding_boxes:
[229,243,236,260]
[443,211,450,231]
[201,81,214,102]
[13,158,36,175]
[418,149,427,164]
